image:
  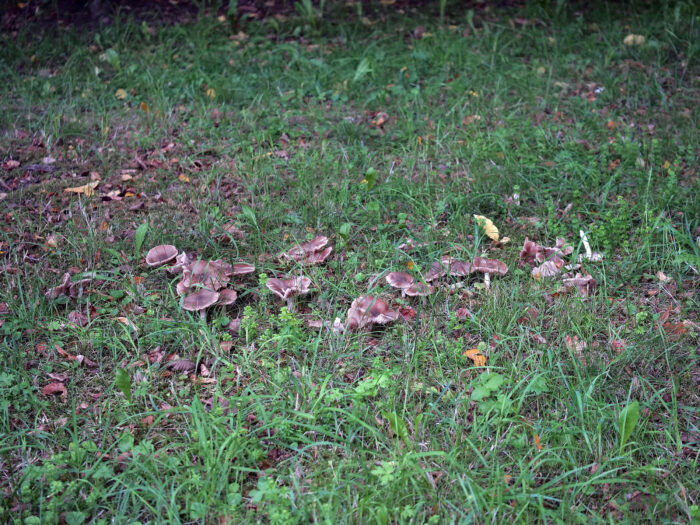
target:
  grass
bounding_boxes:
[1,0,699,523]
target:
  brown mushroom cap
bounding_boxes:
[184,259,233,291]
[266,276,312,300]
[145,245,178,267]
[472,257,508,276]
[440,257,473,277]
[215,288,238,306]
[45,272,72,299]
[306,246,333,264]
[346,295,398,330]
[283,236,331,264]
[182,289,220,311]
[404,282,433,297]
[232,263,255,275]
[386,271,414,289]
[425,261,448,282]
[168,252,191,274]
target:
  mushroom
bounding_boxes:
[283,235,333,264]
[404,282,433,297]
[145,245,178,267]
[441,256,472,277]
[472,257,508,289]
[45,272,71,299]
[179,259,233,293]
[345,295,398,331]
[424,261,448,282]
[562,271,597,297]
[385,272,414,290]
[168,252,191,274]
[215,288,238,306]
[266,276,312,310]
[182,288,220,321]
[232,263,255,275]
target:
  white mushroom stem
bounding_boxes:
[484,273,491,289]
[286,297,294,312]
[200,310,207,322]
[580,230,592,259]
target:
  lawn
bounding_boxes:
[0,1,698,523]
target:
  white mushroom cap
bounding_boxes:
[145,245,178,267]
[182,289,220,312]
[385,271,414,289]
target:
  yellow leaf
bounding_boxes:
[406,261,414,270]
[463,348,487,367]
[139,101,149,112]
[623,34,645,46]
[206,88,216,99]
[115,88,127,100]
[473,214,500,242]
[64,181,99,196]
[178,174,190,182]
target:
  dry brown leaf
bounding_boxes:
[64,181,99,196]
[463,348,487,367]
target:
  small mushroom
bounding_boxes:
[182,288,220,321]
[283,235,333,264]
[145,245,178,267]
[45,272,71,299]
[266,276,312,310]
[232,263,255,275]
[385,271,414,290]
[472,257,508,289]
[441,256,472,277]
[181,259,233,291]
[345,295,398,331]
[562,271,597,297]
[404,282,433,297]
[424,261,448,282]
[168,252,191,274]
[215,288,238,306]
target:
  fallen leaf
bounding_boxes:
[463,348,487,367]
[534,434,543,450]
[473,215,502,242]
[3,159,20,170]
[115,88,127,100]
[64,181,99,196]
[43,382,67,399]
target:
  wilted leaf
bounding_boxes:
[43,382,67,399]
[115,368,132,402]
[623,34,645,46]
[115,88,127,100]
[64,181,99,196]
[473,215,501,242]
[463,348,487,367]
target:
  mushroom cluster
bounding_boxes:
[518,234,599,296]
[266,276,312,310]
[345,295,399,331]
[145,244,255,319]
[282,235,333,265]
